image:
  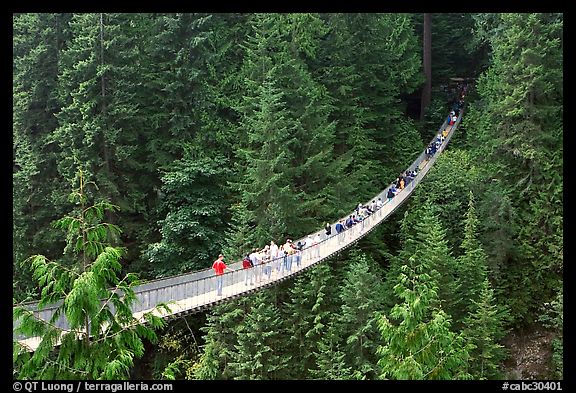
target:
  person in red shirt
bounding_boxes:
[212,254,229,296]
[242,254,254,286]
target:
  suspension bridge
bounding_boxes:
[14,106,464,352]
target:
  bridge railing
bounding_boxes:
[14,108,464,344]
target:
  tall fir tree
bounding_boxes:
[13,170,166,379]
[462,278,509,379]
[383,201,457,316]
[310,320,356,380]
[194,298,249,380]
[466,13,563,324]
[229,13,340,250]
[330,252,386,379]
[53,13,158,270]
[410,149,483,252]
[228,291,290,379]
[377,256,471,380]
[451,191,490,325]
[13,13,73,300]
[282,262,338,378]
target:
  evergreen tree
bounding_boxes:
[53,13,156,269]
[538,286,563,379]
[377,257,471,380]
[13,13,73,300]
[413,13,483,84]
[451,191,489,325]
[228,291,290,379]
[332,252,385,379]
[317,14,423,193]
[462,278,509,379]
[230,72,299,249]
[282,262,337,378]
[144,151,231,276]
[466,13,563,324]
[194,298,248,380]
[311,13,380,213]
[311,321,356,380]
[230,13,340,249]
[13,170,166,379]
[349,13,423,181]
[412,149,482,252]
[383,201,456,315]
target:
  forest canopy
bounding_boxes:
[13,13,562,380]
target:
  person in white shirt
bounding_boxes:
[269,240,279,275]
[313,233,322,259]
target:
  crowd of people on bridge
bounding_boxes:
[212,237,311,295]
[212,82,468,296]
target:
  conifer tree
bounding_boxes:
[282,262,337,378]
[332,252,385,379]
[230,13,340,250]
[13,170,166,379]
[311,14,378,212]
[377,257,471,380]
[53,13,157,268]
[144,151,231,276]
[311,320,356,380]
[228,291,290,379]
[383,201,456,315]
[412,149,482,252]
[316,14,423,195]
[462,278,509,379]
[466,13,563,324]
[194,298,248,380]
[231,72,299,248]
[13,13,73,299]
[538,285,563,379]
[451,191,489,325]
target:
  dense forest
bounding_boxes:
[13,13,563,380]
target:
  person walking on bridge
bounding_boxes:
[212,254,230,296]
[242,253,254,286]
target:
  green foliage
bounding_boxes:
[414,13,483,83]
[151,322,202,380]
[412,149,482,252]
[282,262,338,378]
[311,254,382,379]
[13,13,73,299]
[145,152,231,276]
[377,257,471,380]
[462,278,509,379]
[466,13,563,325]
[14,12,563,380]
[229,13,341,249]
[13,171,165,379]
[317,14,423,195]
[538,286,563,379]
[383,201,456,315]
[228,291,290,379]
[194,299,248,379]
[450,191,490,325]
[310,321,356,380]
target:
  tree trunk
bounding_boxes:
[420,13,432,121]
[99,13,114,224]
